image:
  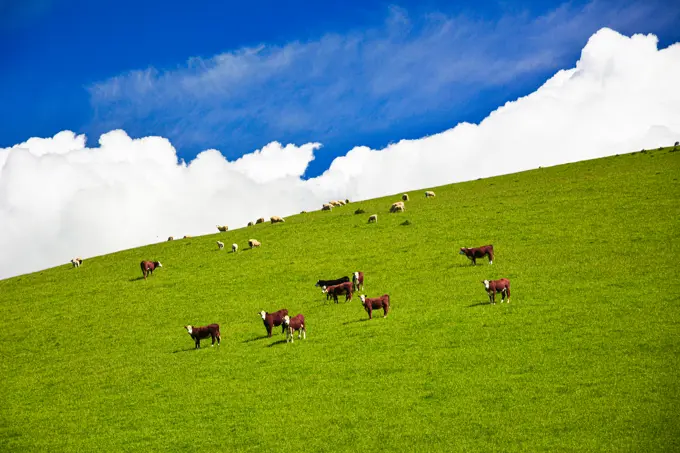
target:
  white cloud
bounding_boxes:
[1,28,679,279]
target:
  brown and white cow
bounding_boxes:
[71,257,83,268]
[352,271,364,291]
[459,245,494,265]
[360,294,390,319]
[283,314,306,343]
[184,324,221,348]
[322,281,353,303]
[140,260,162,279]
[482,279,510,304]
[259,309,289,337]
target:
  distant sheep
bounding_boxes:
[256,218,265,224]
[345,199,350,204]
[249,239,261,248]
[270,216,285,224]
[183,235,192,239]
[329,200,340,207]
[232,243,238,253]
[336,200,346,206]
[248,221,254,227]
[71,257,83,268]
[217,241,225,250]
[167,236,174,241]
[402,194,409,201]
[322,204,333,211]
[368,214,377,223]
[425,191,436,198]
[216,225,228,232]
[390,201,405,213]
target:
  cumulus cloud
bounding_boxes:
[1,28,679,279]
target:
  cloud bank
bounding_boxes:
[1,28,679,279]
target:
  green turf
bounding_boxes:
[1,147,679,452]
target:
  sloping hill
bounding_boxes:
[1,147,679,452]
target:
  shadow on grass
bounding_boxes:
[242,335,270,343]
[172,347,198,353]
[467,301,491,308]
[343,318,370,325]
[129,276,146,282]
[267,339,288,347]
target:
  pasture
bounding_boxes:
[1,147,678,452]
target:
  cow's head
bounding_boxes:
[315,280,322,287]
[156,261,163,267]
[354,271,359,281]
[322,285,328,293]
[184,325,193,334]
[282,315,290,326]
[259,311,267,320]
[359,295,366,303]
[459,248,467,255]
[481,280,490,290]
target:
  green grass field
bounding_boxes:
[1,147,679,452]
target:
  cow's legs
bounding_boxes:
[302,328,306,340]
[505,286,510,304]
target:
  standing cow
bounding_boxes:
[322,282,353,303]
[184,324,221,348]
[460,245,494,265]
[360,294,390,319]
[352,271,364,291]
[283,314,306,343]
[140,260,162,280]
[482,279,510,304]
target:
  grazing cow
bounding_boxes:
[183,235,192,239]
[248,221,254,227]
[259,309,289,337]
[256,218,265,224]
[323,281,353,303]
[140,260,162,280]
[184,324,221,348]
[248,239,261,248]
[352,271,364,291]
[283,314,306,343]
[216,225,228,232]
[232,243,238,253]
[390,201,405,213]
[71,257,83,268]
[167,236,174,241]
[271,216,285,224]
[360,294,390,319]
[322,204,332,211]
[402,194,409,201]
[368,214,377,223]
[217,241,225,250]
[425,191,436,198]
[482,279,510,304]
[459,245,494,265]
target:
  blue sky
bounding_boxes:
[2,0,679,177]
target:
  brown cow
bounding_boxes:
[352,271,364,291]
[460,245,494,265]
[259,309,289,337]
[360,294,390,319]
[140,260,162,279]
[184,324,221,348]
[283,314,306,343]
[482,279,510,304]
[322,281,353,303]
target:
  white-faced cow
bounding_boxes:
[460,245,494,265]
[184,324,221,348]
[259,309,289,337]
[283,314,306,343]
[322,281,353,303]
[352,271,364,291]
[482,279,510,304]
[360,294,390,319]
[140,260,162,280]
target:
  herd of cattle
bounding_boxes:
[69,190,512,348]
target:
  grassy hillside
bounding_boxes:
[1,147,679,452]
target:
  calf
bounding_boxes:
[360,294,390,319]
[184,324,221,348]
[283,314,306,343]
[140,260,162,280]
[259,309,289,337]
[459,245,494,265]
[217,241,225,250]
[322,281,353,303]
[482,279,511,304]
[352,271,364,291]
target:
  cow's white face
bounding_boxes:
[360,295,366,303]
[259,311,266,320]
[322,286,328,293]
[354,272,359,281]
[157,262,163,267]
[185,326,193,334]
[283,315,290,325]
[483,280,490,290]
